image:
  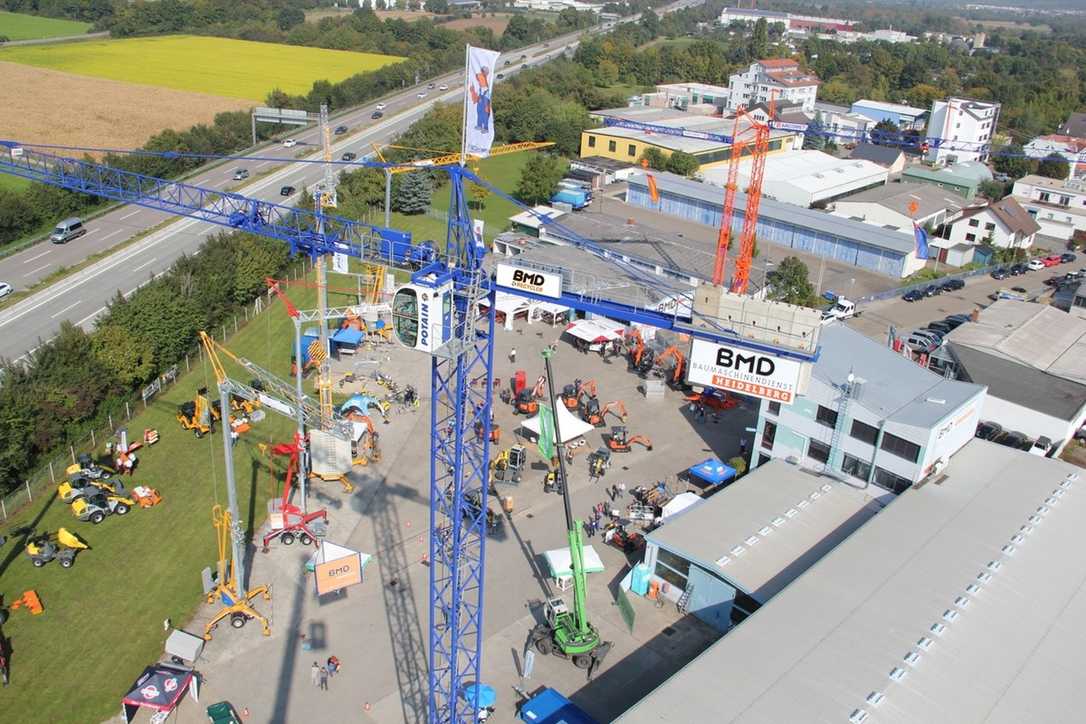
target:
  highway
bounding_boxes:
[0,1,698,361]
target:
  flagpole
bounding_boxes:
[460,44,470,168]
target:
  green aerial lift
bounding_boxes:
[529,349,611,671]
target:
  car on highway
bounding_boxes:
[521,64,529,69]
[417,91,428,99]
[1043,255,1062,267]
[279,185,295,196]
[504,59,511,66]
[371,110,384,119]
[1061,252,1077,263]
[334,125,348,135]
[375,102,387,111]
[496,73,505,80]
[1009,263,1027,275]
[0,282,12,299]
[341,152,357,162]
[439,84,448,91]
[232,168,249,180]
[50,217,86,244]
[282,139,298,148]
[990,267,1009,280]
[1027,258,1046,271]
[902,289,924,302]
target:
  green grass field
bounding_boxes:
[0,173,31,192]
[0,275,366,722]
[0,10,91,41]
[0,34,403,100]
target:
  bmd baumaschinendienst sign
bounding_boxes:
[687,338,805,404]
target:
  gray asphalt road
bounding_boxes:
[0,1,697,362]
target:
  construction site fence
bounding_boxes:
[0,257,313,527]
[853,260,1003,306]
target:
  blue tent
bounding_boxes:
[687,457,736,486]
[331,327,364,347]
[518,688,596,724]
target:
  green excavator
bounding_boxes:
[528,349,612,671]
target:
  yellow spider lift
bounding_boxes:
[204,505,270,640]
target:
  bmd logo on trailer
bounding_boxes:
[687,338,808,404]
[496,263,562,299]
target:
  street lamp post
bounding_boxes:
[762,260,774,298]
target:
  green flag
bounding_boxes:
[537,404,556,461]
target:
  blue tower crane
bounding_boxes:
[0,140,819,722]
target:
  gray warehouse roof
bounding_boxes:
[816,325,985,428]
[949,343,1086,421]
[618,439,1086,724]
[836,181,966,219]
[647,460,884,603]
[628,171,917,254]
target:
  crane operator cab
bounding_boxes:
[392,274,454,353]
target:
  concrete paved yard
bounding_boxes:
[139,320,749,723]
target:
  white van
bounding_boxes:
[50,217,86,244]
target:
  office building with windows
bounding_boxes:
[750,324,986,493]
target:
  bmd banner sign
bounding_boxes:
[495,264,562,299]
[687,338,806,404]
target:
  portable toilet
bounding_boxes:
[631,563,650,596]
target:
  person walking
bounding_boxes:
[509,347,517,364]
[310,661,320,688]
[318,665,329,691]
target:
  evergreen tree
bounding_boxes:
[749,18,768,59]
[393,172,432,214]
[514,154,567,206]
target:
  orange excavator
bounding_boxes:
[514,389,540,415]
[582,399,628,428]
[561,379,597,412]
[655,346,686,386]
[625,329,645,370]
[606,426,653,453]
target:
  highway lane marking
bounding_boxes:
[77,306,107,327]
[23,263,50,277]
[100,229,123,241]
[132,256,157,273]
[22,249,50,264]
[50,299,82,319]
[82,228,98,236]
[119,210,140,220]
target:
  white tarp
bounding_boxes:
[543,544,606,577]
[661,492,703,520]
[519,402,593,443]
[564,318,625,343]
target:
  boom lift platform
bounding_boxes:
[262,437,328,551]
[204,505,270,640]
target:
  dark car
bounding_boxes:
[927,321,953,335]
[1060,252,1076,263]
[521,64,529,69]
[990,267,1009,280]
[334,125,348,135]
[341,151,357,161]
[1044,275,1065,287]
[924,284,941,297]
[976,421,1003,441]
[371,110,384,119]
[943,278,965,290]
[994,430,1030,450]
[1011,286,1027,294]
[279,185,295,196]
[496,73,505,79]
[1009,264,1027,276]
[903,289,924,302]
[946,313,971,325]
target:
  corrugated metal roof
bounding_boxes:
[646,460,884,603]
[618,439,1086,724]
[628,171,917,254]
[835,181,965,218]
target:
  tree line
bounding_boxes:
[0,230,290,495]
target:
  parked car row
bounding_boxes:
[902,313,971,353]
[975,420,1053,456]
[992,253,1076,280]
[902,277,964,302]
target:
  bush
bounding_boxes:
[727,456,748,477]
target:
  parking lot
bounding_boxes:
[157,321,754,723]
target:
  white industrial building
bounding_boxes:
[719,7,855,34]
[1012,174,1086,241]
[512,0,601,11]
[618,439,1085,724]
[945,196,1040,250]
[1023,134,1086,179]
[925,97,1001,165]
[815,106,877,145]
[724,59,820,113]
[832,182,966,233]
[638,460,886,632]
[850,100,928,130]
[700,150,888,208]
[750,324,986,494]
[944,301,1086,454]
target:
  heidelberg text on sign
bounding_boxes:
[687,338,806,404]
[495,263,562,299]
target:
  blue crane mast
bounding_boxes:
[0,140,818,721]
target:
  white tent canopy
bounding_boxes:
[564,318,625,343]
[519,403,594,444]
[478,291,530,316]
[661,492,703,520]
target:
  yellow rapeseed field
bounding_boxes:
[0,34,403,101]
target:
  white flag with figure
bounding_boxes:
[464,45,501,158]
